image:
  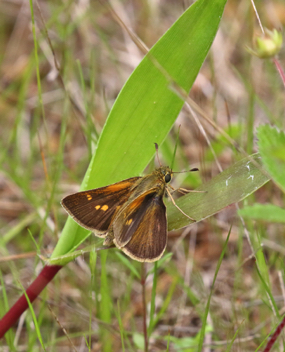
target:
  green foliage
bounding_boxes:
[22,284,46,351]
[100,251,112,352]
[133,332,145,350]
[257,125,285,192]
[198,227,231,351]
[115,252,140,279]
[2,0,284,349]
[168,154,269,230]
[204,124,243,161]
[52,0,228,261]
[239,203,285,223]
[238,125,285,223]
[148,262,158,335]
[166,325,213,352]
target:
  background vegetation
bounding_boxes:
[0,0,284,351]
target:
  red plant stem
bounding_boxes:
[263,315,285,352]
[0,265,62,339]
[272,57,285,89]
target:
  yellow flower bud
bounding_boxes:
[247,29,283,58]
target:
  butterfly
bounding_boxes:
[61,146,197,262]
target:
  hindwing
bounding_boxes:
[113,190,167,262]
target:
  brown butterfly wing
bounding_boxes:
[113,190,167,262]
[61,177,141,235]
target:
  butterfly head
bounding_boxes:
[156,166,173,184]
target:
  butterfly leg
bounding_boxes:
[103,228,115,246]
[168,184,206,195]
[168,184,186,195]
[176,187,207,195]
[165,187,195,221]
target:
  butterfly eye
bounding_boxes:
[165,173,171,183]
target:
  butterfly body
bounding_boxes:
[61,166,173,262]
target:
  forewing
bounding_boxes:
[113,191,167,262]
[61,177,140,235]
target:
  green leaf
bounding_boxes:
[238,204,285,223]
[198,227,231,352]
[166,325,213,351]
[147,253,173,276]
[53,0,227,260]
[21,282,46,351]
[100,251,112,352]
[47,244,101,266]
[148,262,158,336]
[133,333,145,350]
[115,252,140,279]
[151,277,178,330]
[257,125,285,193]
[167,154,270,231]
[205,124,243,161]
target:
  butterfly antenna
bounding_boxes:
[154,143,162,167]
[172,168,199,173]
